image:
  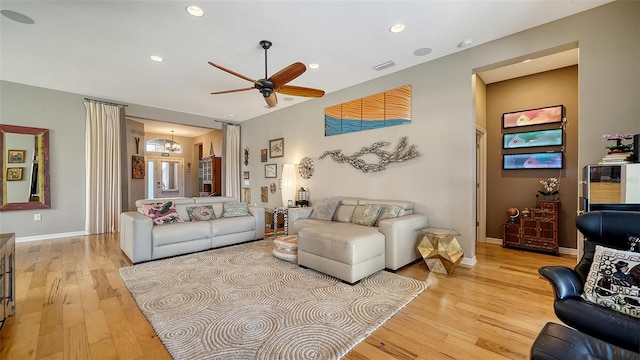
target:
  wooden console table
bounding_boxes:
[503,200,559,255]
[0,233,16,333]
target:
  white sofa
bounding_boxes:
[288,196,428,282]
[120,197,265,264]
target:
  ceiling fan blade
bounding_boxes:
[208,61,259,85]
[264,92,278,108]
[276,85,325,98]
[269,62,306,88]
[210,87,254,95]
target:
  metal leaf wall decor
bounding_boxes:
[319,136,420,173]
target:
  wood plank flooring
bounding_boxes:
[0,233,575,359]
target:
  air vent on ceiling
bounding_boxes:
[372,60,396,71]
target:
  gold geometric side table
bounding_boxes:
[417,227,463,274]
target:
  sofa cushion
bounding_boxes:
[333,205,356,223]
[375,204,402,226]
[309,198,340,221]
[222,201,249,217]
[581,245,640,318]
[140,201,184,225]
[352,204,382,226]
[212,216,256,236]
[152,221,211,246]
[187,205,215,221]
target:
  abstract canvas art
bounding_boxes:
[503,152,563,170]
[502,105,564,128]
[503,129,563,149]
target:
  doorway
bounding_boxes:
[146,157,184,199]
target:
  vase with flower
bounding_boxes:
[539,177,559,201]
[602,133,634,153]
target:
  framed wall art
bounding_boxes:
[503,152,563,170]
[261,149,268,162]
[502,105,564,129]
[241,187,251,204]
[269,138,284,158]
[132,156,145,179]
[261,186,268,202]
[243,171,250,179]
[8,149,25,163]
[503,129,563,149]
[6,167,23,181]
[265,164,277,178]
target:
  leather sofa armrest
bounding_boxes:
[249,206,265,239]
[287,207,313,235]
[120,211,153,263]
[538,266,583,300]
[379,214,428,270]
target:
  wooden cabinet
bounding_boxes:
[0,233,15,333]
[200,156,222,195]
[502,200,559,255]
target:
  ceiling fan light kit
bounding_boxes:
[209,40,325,108]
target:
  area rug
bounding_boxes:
[119,240,428,360]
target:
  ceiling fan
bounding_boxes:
[209,40,325,108]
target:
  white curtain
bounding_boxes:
[84,101,122,234]
[222,124,240,200]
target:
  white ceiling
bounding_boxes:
[1,1,608,133]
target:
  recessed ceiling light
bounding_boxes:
[150,55,164,62]
[186,5,204,17]
[389,24,405,33]
[413,47,432,56]
[0,9,34,24]
[309,63,319,69]
[228,114,234,117]
[457,39,473,48]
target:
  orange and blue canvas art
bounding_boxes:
[325,85,411,136]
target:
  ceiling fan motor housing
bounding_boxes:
[257,79,274,97]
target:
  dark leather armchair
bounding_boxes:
[538,210,640,352]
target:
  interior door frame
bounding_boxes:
[476,125,487,244]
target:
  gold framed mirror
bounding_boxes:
[1,124,51,211]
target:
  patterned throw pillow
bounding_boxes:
[629,235,640,253]
[222,202,249,218]
[352,204,382,226]
[309,198,341,221]
[140,201,183,226]
[374,205,402,226]
[581,245,640,318]
[186,205,215,221]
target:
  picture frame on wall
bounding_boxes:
[269,138,284,158]
[503,152,563,170]
[261,149,268,162]
[132,156,145,179]
[265,164,277,178]
[503,129,563,149]
[8,149,25,163]
[241,187,251,204]
[502,105,564,129]
[261,186,268,202]
[6,167,23,181]
[243,171,250,179]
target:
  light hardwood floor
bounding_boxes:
[0,233,575,360]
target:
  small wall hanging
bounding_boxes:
[320,136,420,173]
[298,157,315,179]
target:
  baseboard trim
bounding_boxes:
[484,237,576,256]
[461,256,477,266]
[16,231,86,243]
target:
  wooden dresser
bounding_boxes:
[503,200,559,255]
[0,233,15,333]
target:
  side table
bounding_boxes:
[265,207,289,238]
[417,227,463,274]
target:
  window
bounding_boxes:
[146,138,182,153]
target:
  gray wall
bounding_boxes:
[240,1,640,263]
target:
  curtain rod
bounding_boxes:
[215,119,240,126]
[84,97,128,107]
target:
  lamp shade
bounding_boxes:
[281,164,296,207]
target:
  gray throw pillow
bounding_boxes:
[375,205,402,226]
[309,198,340,221]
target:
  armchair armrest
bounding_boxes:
[120,211,153,263]
[538,266,583,300]
[379,214,428,270]
[249,206,265,239]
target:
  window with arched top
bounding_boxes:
[146,138,182,153]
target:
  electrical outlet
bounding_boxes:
[34,213,41,221]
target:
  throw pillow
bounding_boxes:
[309,198,341,221]
[140,201,183,225]
[581,245,640,318]
[222,201,249,217]
[186,205,215,221]
[352,204,382,226]
[628,235,640,253]
[374,204,402,226]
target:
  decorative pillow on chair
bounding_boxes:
[222,202,249,217]
[374,204,402,226]
[186,205,215,221]
[352,204,382,226]
[309,198,341,221]
[628,235,640,253]
[582,245,640,318]
[140,201,184,225]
